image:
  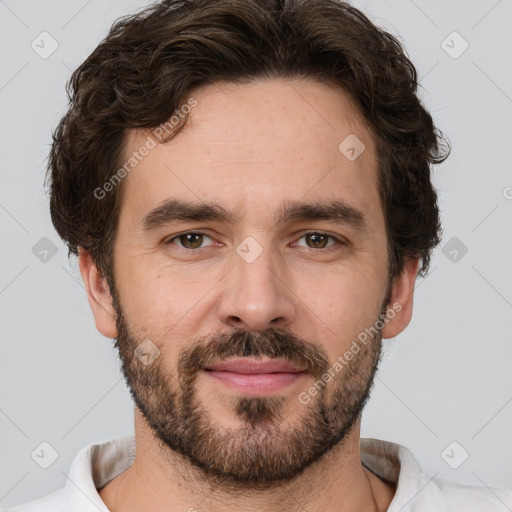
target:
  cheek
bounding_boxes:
[114,255,221,340]
[294,266,385,353]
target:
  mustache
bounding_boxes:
[177,327,330,385]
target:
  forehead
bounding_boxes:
[119,78,382,229]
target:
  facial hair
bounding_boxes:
[112,293,387,487]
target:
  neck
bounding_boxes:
[99,411,395,512]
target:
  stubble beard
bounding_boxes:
[112,291,386,487]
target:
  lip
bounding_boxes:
[205,358,305,374]
[203,358,307,396]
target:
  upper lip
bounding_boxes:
[205,358,305,374]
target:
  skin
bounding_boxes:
[79,78,419,511]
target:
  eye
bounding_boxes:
[293,232,342,249]
[166,231,215,249]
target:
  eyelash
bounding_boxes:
[165,231,345,250]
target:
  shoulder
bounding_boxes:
[6,435,134,512]
[360,438,512,512]
[6,487,69,512]
[406,472,512,511]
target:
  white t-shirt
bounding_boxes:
[9,435,512,511]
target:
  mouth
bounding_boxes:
[203,358,307,396]
[205,358,306,374]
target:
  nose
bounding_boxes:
[217,241,297,331]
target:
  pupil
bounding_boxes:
[183,233,202,248]
[308,234,327,248]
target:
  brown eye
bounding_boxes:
[168,232,213,249]
[293,231,347,249]
[292,232,343,250]
[305,233,330,248]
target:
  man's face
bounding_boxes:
[104,79,397,484]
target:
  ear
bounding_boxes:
[381,257,420,339]
[78,248,118,339]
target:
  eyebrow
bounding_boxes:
[142,198,367,231]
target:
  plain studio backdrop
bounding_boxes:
[1,0,511,507]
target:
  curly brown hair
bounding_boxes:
[48,0,449,283]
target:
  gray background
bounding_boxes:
[1,0,511,508]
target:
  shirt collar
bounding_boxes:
[63,435,418,510]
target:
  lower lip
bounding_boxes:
[203,370,306,395]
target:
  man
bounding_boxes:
[11,0,511,510]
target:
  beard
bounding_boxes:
[112,289,387,487]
